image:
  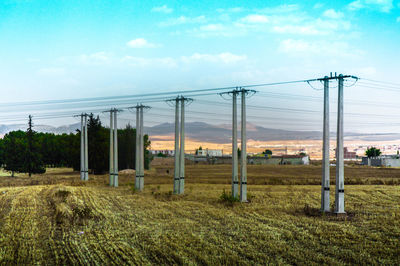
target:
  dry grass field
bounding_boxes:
[0,165,399,264]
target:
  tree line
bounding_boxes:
[0,114,151,176]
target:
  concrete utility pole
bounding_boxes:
[179,98,185,194]
[220,88,255,201]
[105,109,120,187]
[232,90,239,198]
[139,106,144,190]
[130,104,150,191]
[335,74,345,214]
[240,90,247,202]
[321,77,330,212]
[135,106,140,190]
[80,115,85,180]
[84,114,89,181]
[109,110,114,186]
[167,96,192,194]
[113,109,118,187]
[313,73,357,213]
[76,113,89,181]
[173,99,180,194]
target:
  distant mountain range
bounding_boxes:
[1,122,399,143]
[0,123,81,136]
[145,122,400,143]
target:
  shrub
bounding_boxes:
[219,189,239,204]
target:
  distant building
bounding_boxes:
[196,148,223,157]
[187,154,309,165]
[335,147,357,160]
[344,147,357,160]
[362,155,400,167]
[249,155,310,165]
[150,150,174,156]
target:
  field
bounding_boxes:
[0,165,399,264]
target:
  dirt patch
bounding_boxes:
[119,169,136,175]
[47,186,97,226]
[292,204,357,221]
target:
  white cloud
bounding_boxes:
[278,39,360,57]
[348,0,393,12]
[182,4,351,38]
[84,52,108,61]
[189,23,248,37]
[279,39,313,53]
[216,7,244,13]
[121,52,246,67]
[126,38,158,48]
[272,18,351,36]
[323,9,344,19]
[122,56,177,68]
[313,3,324,9]
[272,25,322,35]
[181,52,247,64]
[351,66,377,76]
[348,0,364,10]
[240,14,269,23]
[259,4,299,14]
[78,52,111,64]
[159,16,206,26]
[151,5,173,14]
[58,52,112,65]
[199,24,225,31]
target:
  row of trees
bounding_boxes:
[0,114,151,176]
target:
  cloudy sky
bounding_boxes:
[0,0,399,132]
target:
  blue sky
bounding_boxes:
[0,0,400,131]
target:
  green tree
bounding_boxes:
[87,114,109,174]
[0,116,153,176]
[0,138,4,167]
[365,147,381,158]
[262,149,273,155]
[118,124,136,170]
[24,115,45,176]
[143,134,152,170]
[118,124,152,170]
[3,131,26,177]
[195,146,203,155]
[156,152,167,158]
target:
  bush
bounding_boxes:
[220,189,239,204]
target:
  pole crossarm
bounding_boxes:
[165,95,194,107]
[219,87,257,99]
[73,113,89,118]
[129,104,151,109]
[312,73,359,82]
[103,108,124,113]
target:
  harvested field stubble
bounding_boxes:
[0,165,399,264]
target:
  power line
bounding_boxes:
[360,78,400,88]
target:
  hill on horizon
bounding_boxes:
[1,122,399,143]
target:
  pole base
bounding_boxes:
[334,212,346,217]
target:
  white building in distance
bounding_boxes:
[150,150,175,156]
[197,148,223,157]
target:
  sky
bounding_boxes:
[0,0,400,132]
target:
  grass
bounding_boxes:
[0,165,399,264]
[219,189,240,204]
